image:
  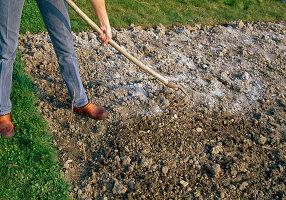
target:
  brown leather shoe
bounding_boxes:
[74,102,108,120]
[0,113,15,139]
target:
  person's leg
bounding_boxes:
[0,0,25,115]
[0,0,24,138]
[36,0,88,107]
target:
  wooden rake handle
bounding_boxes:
[65,0,181,89]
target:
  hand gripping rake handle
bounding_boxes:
[65,0,189,100]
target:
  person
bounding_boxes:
[0,0,112,139]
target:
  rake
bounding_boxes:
[65,0,190,106]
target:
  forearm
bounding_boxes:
[89,0,110,27]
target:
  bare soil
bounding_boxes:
[18,21,285,199]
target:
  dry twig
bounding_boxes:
[81,143,87,162]
[135,0,160,6]
[68,89,75,128]
[8,164,20,167]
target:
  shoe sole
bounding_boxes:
[0,125,15,139]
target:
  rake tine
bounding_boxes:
[164,81,190,106]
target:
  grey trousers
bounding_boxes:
[0,0,88,115]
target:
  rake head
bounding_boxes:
[164,81,190,106]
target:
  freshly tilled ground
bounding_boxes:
[18,21,285,199]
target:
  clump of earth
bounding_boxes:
[18,20,285,199]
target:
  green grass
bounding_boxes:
[20,0,45,33]
[0,53,70,200]
[20,0,286,33]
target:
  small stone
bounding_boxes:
[202,64,208,69]
[236,20,244,29]
[142,44,153,54]
[180,180,189,187]
[135,25,143,31]
[230,185,236,190]
[140,157,153,168]
[212,164,222,178]
[199,152,206,158]
[220,192,225,198]
[211,143,223,155]
[231,167,238,177]
[156,23,166,36]
[43,44,50,51]
[241,72,250,82]
[239,162,248,172]
[128,194,134,200]
[63,159,73,169]
[161,98,170,107]
[279,165,284,172]
[18,45,25,52]
[162,166,169,175]
[239,181,249,191]
[219,72,230,85]
[194,190,201,197]
[122,156,131,165]
[128,181,135,189]
[228,21,236,27]
[113,181,128,194]
[278,99,286,107]
[84,184,92,193]
[114,156,120,163]
[196,127,203,133]
[257,135,267,145]
[124,146,129,152]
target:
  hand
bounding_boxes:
[98,24,112,46]
[89,0,111,46]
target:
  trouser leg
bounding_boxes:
[0,0,25,115]
[36,0,88,107]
